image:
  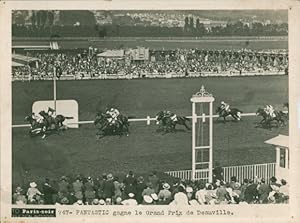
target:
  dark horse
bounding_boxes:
[24,115,47,137]
[216,106,243,123]
[39,111,73,130]
[94,112,130,139]
[256,108,286,128]
[155,111,190,133]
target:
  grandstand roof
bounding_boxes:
[12,54,40,62]
[265,134,289,148]
[97,50,124,58]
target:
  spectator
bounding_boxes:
[84,177,96,204]
[13,186,27,205]
[244,179,258,204]
[102,173,115,200]
[123,171,137,197]
[27,182,42,203]
[171,186,189,205]
[142,182,155,197]
[216,181,228,204]
[148,171,160,193]
[72,176,84,201]
[195,182,206,205]
[213,162,224,182]
[136,176,146,204]
[42,178,57,204]
[257,178,272,204]
[58,176,69,198]
[158,183,172,204]
[113,176,123,203]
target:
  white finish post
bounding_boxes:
[209,101,213,183]
[192,102,196,181]
[53,66,57,111]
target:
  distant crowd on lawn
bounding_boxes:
[12,48,288,81]
[13,168,289,205]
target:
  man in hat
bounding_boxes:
[148,171,160,194]
[257,178,272,204]
[136,176,146,204]
[123,171,137,197]
[158,183,172,204]
[102,173,115,200]
[42,178,57,205]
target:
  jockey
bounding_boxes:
[221,101,230,112]
[265,105,276,118]
[32,112,44,124]
[47,107,56,118]
[106,108,120,124]
[165,110,177,122]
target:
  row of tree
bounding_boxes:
[12,22,288,38]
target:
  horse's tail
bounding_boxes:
[127,116,136,119]
[64,116,74,119]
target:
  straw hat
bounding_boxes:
[99,199,105,205]
[92,199,99,205]
[76,200,83,205]
[186,186,193,193]
[143,195,153,204]
[128,193,135,198]
[151,193,158,201]
[30,182,37,188]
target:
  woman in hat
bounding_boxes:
[142,182,155,197]
[27,182,42,203]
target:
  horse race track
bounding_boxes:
[12,76,288,186]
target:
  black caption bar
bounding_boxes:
[12,208,56,217]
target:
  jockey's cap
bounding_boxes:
[221,101,225,104]
[48,107,55,112]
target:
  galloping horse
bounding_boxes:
[39,111,73,130]
[155,111,190,133]
[94,112,130,139]
[256,108,286,128]
[215,106,243,123]
[24,115,47,137]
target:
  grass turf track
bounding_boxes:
[12,36,288,50]
[12,75,288,186]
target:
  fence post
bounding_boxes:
[146,116,151,125]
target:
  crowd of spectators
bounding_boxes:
[12,170,289,205]
[12,48,288,81]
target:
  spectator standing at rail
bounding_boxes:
[102,173,115,202]
[158,183,172,204]
[113,177,122,203]
[72,176,84,201]
[244,179,258,203]
[136,176,146,204]
[213,162,224,182]
[148,171,160,194]
[257,178,272,204]
[58,176,69,199]
[123,171,137,197]
[84,176,96,204]
[42,178,57,204]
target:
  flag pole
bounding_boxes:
[53,66,57,112]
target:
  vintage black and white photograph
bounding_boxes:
[9,9,291,208]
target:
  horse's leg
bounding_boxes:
[184,122,190,130]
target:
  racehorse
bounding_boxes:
[24,115,47,137]
[215,106,242,123]
[155,111,190,133]
[256,108,286,128]
[94,112,130,139]
[39,111,73,130]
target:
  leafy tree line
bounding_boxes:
[12,21,287,37]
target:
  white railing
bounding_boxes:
[165,163,276,183]
[12,111,288,128]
